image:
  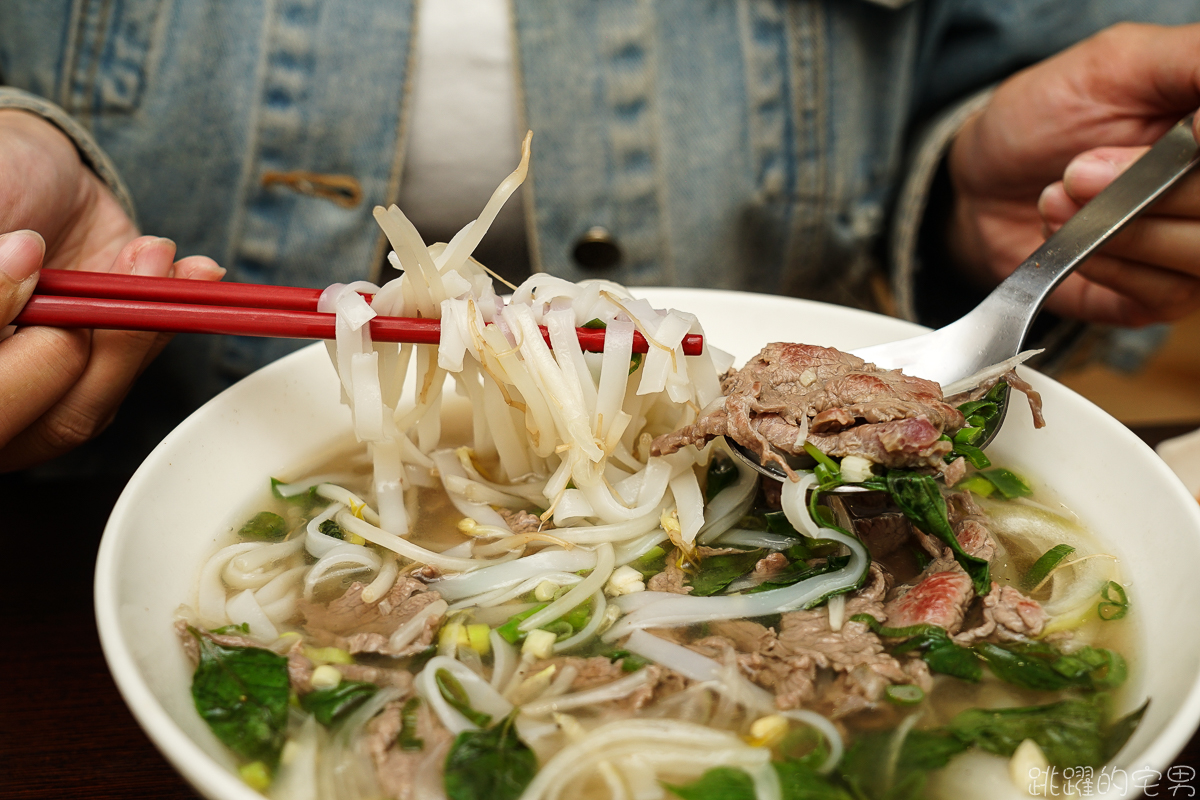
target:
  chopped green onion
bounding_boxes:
[954,426,983,445]
[581,318,606,329]
[1098,581,1129,621]
[955,474,996,498]
[398,697,425,751]
[802,441,840,474]
[1022,544,1076,591]
[979,467,1032,499]
[495,605,547,643]
[953,443,991,469]
[435,669,492,728]
[885,684,925,705]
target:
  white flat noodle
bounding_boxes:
[429,449,512,530]
[350,351,384,442]
[440,269,472,299]
[670,467,705,544]
[335,287,378,331]
[941,349,1043,397]
[553,488,595,526]
[438,298,470,371]
[226,589,279,642]
[431,548,598,602]
[595,318,634,441]
[371,437,408,536]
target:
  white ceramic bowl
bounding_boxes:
[96,288,1200,800]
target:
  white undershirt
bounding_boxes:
[397,0,525,249]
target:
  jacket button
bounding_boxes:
[572,227,622,270]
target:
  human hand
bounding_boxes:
[945,22,1200,327]
[0,110,223,471]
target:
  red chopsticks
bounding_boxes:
[17,270,705,356]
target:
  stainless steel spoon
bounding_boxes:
[730,114,1200,482]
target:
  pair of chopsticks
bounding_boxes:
[16,270,704,355]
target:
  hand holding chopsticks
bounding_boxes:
[17,269,704,355]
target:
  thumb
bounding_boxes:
[0,230,46,326]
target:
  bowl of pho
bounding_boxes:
[96,149,1200,800]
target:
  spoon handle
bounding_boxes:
[980,114,1200,355]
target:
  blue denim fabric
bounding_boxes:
[1,0,1197,473]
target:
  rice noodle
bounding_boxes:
[519,719,773,800]
[603,475,869,639]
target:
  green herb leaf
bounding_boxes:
[318,518,346,540]
[398,697,425,751]
[688,549,764,596]
[581,318,607,329]
[444,713,537,800]
[1104,700,1149,761]
[665,761,853,800]
[975,642,1081,691]
[706,455,740,502]
[748,555,850,594]
[212,622,250,635]
[949,696,1106,768]
[851,614,982,682]
[239,511,288,541]
[299,680,379,728]
[270,477,321,506]
[631,546,667,580]
[1022,544,1075,590]
[885,470,990,596]
[840,728,968,800]
[436,669,492,728]
[189,627,290,767]
[628,352,644,374]
[664,766,754,800]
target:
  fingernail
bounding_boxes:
[132,237,177,277]
[0,229,46,283]
[1064,154,1117,189]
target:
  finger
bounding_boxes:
[3,237,181,468]
[134,255,227,372]
[1087,213,1200,279]
[1043,256,1200,327]
[1060,145,1200,221]
[1079,252,1200,316]
[1042,272,1162,328]
[173,254,226,282]
[1038,181,1082,228]
[0,230,47,327]
[0,326,89,470]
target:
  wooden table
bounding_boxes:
[3,422,1198,799]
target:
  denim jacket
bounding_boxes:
[1,0,1196,472]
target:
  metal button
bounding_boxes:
[571,226,622,270]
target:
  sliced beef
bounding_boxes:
[498,507,548,534]
[651,343,964,475]
[367,696,452,800]
[753,552,789,580]
[298,576,444,656]
[955,583,1047,644]
[883,557,974,634]
[854,513,913,561]
[946,491,997,561]
[646,554,692,595]
[696,596,923,716]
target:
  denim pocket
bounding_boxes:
[59,0,169,117]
